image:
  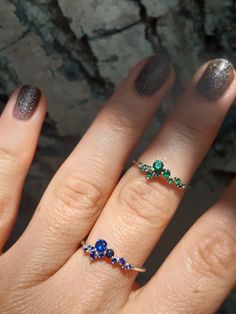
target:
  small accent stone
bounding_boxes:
[168,178,174,184]
[90,251,96,259]
[146,171,155,180]
[119,258,126,266]
[106,249,114,258]
[140,164,147,171]
[174,177,181,186]
[95,239,107,252]
[111,257,118,264]
[125,264,132,270]
[153,160,164,173]
[162,169,170,179]
[83,245,88,252]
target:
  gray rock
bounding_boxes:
[141,0,179,17]
[1,33,92,136]
[58,0,140,38]
[90,23,153,84]
[156,3,203,82]
[0,0,26,51]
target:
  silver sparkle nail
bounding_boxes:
[135,54,171,96]
[196,59,234,101]
[14,85,41,120]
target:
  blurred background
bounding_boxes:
[0,0,236,312]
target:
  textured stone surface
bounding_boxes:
[0,1,236,312]
[1,33,92,135]
[156,2,204,82]
[1,0,235,137]
[0,1,26,51]
[90,23,153,84]
[141,0,179,16]
[59,0,140,38]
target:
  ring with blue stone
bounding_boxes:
[133,159,188,189]
[81,239,146,273]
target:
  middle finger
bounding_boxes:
[5,55,173,278]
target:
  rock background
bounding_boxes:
[0,0,236,312]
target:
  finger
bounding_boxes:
[134,178,236,314]
[7,55,174,277]
[70,59,235,306]
[0,85,46,250]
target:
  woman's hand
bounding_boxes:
[0,55,236,314]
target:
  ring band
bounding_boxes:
[82,239,146,273]
[134,159,188,189]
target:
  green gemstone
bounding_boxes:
[174,177,182,186]
[146,171,155,180]
[162,169,171,179]
[153,160,164,173]
[168,178,174,184]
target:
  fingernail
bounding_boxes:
[135,54,171,96]
[14,85,41,120]
[196,59,234,101]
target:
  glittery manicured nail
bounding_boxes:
[14,85,41,120]
[135,54,171,96]
[196,59,234,101]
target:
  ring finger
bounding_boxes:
[66,59,236,309]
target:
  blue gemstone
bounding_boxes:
[90,246,95,252]
[125,264,132,270]
[95,239,107,252]
[89,251,96,259]
[106,249,114,258]
[119,258,126,266]
[98,252,105,258]
[111,257,117,264]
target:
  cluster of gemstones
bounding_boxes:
[136,159,187,189]
[82,239,134,270]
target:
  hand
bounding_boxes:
[0,55,235,314]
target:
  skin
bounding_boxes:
[0,57,236,314]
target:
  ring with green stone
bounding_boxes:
[133,159,188,189]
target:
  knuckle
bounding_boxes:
[117,176,172,227]
[107,109,136,137]
[0,147,18,170]
[0,147,30,177]
[53,174,104,222]
[106,102,149,138]
[171,114,206,145]
[186,228,236,280]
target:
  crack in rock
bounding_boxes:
[58,0,141,38]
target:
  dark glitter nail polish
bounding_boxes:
[196,59,234,101]
[14,85,41,120]
[135,54,171,96]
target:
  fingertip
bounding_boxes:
[1,85,47,123]
[115,54,175,106]
[191,59,236,104]
[134,54,173,97]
